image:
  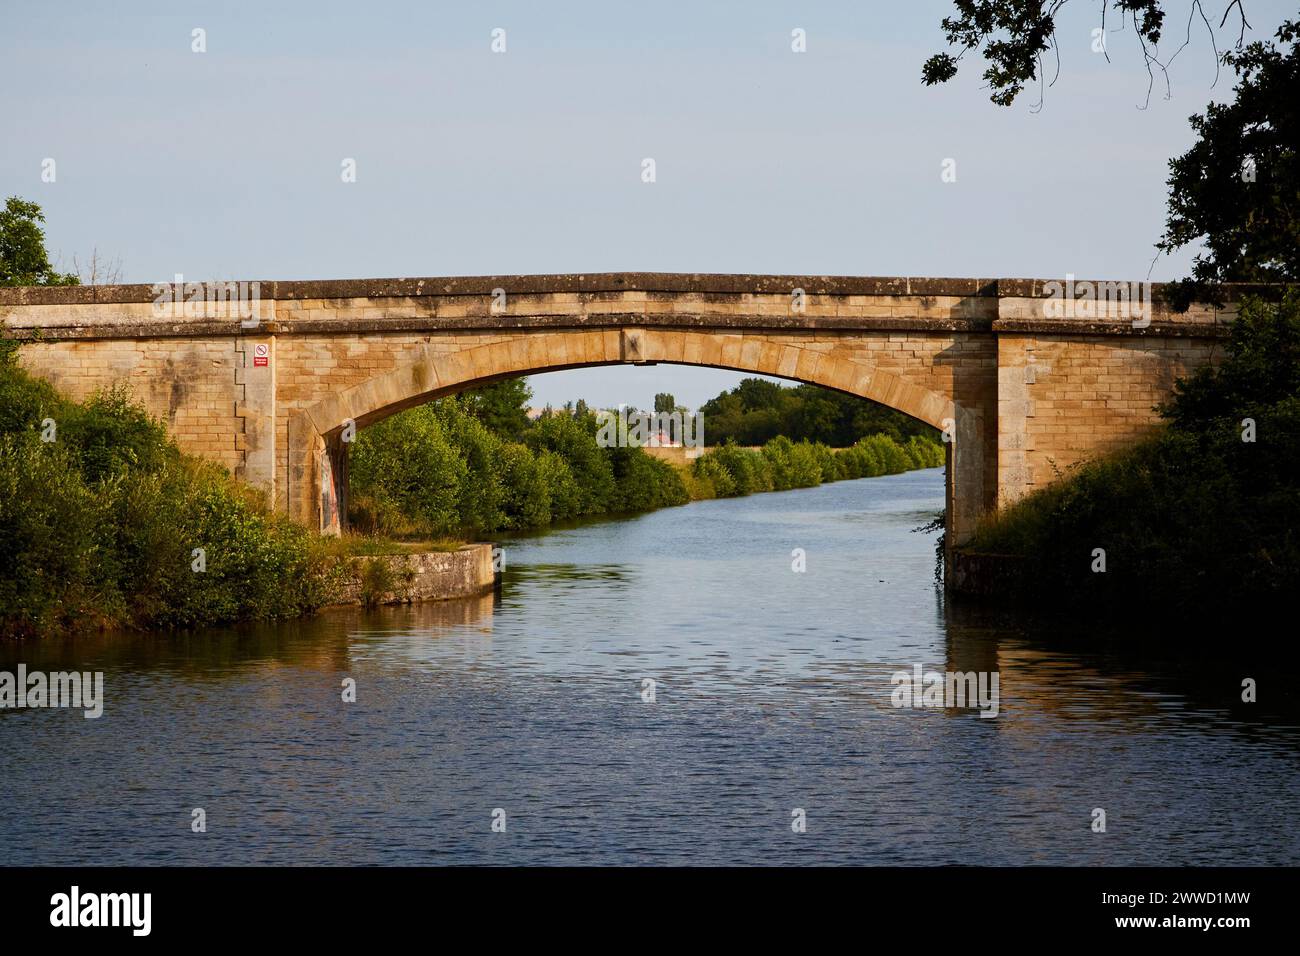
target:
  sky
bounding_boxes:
[3,0,1292,408]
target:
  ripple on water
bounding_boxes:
[1,470,1297,864]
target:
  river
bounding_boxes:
[2,467,1297,865]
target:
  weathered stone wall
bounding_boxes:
[0,274,1241,551]
[995,333,1222,503]
[13,331,248,476]
[332,543,498,606]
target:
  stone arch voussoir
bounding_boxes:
[288,328,979,544]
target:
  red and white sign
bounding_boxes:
[253,343,269,367]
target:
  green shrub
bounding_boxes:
[436,402,507,534]
[498,441,552,529]
[905,435,945,469]
[526,412,617,515]
[0,435,118,635]
[357,557,397,609]
[690,430,937,501]
[707,442,770,495]
[535,449,581,521]
[966,292,1300,624]
[692,452,737,497]
[786,441,825,488]
[811,441,845,482]
[350,400,692,538]
[60,384,175,483]
[857,434,912,474]
[349,404,468,536]
[608,447,690,512]
[0,345,341,637]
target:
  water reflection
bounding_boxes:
[1,468,1296,865]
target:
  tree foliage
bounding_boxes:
[923,1,1254,107]
[349,399,688,538]
[453,377,534,439]
[1158,18,1299,304]
[0,197,79,287]
[700,377,937,447]
[0,346,339,637]
[691,433,944,500]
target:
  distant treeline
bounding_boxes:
[700,378,936,447]
[690,434,943,499]
[350,380,945,539]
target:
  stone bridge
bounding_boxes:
[1,274,1234,550]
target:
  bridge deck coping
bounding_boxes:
[0,272,1278,307]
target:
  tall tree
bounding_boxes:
[1158,18,1299,304]
[0,197,79,287]
[455,378,533,439]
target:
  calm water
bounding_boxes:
[2,467,1297,865]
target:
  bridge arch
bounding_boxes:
[288,327,984,546]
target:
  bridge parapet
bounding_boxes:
[1,273,1252,340]
[2,274,1253,567]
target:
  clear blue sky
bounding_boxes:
[4,1,1292,407]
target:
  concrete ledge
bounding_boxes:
[992,318,1232,338]
[332,543,497,607]
[947,550,1025,597]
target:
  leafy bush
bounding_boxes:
[905,435,945,469]
[525,412,617,515]
[356,556,401,609]
[608,447,690,512]
[857,434,913,474]
[0,348,340,637]
[350,398,692,538]
[691,433,940,499]
[498,441,553,529]
[0,435,118,634]
[691,452,736,497]
[348,404,468,536]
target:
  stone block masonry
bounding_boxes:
[332,544,498,607]
[0,273,1244,555]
